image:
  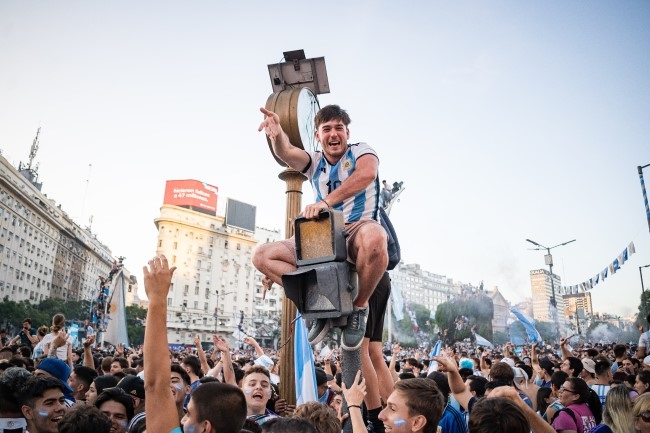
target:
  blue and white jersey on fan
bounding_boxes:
[303,142,380,223]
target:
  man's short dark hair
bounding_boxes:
[182,355,203,378]
[467,375,488,398]
[261,418,317,433]
[613,344,627,358]
[58,404,112,433]
[566,356,583,377]
[550,371,569,390]
[394,378,445,433]
[74,366,99,388]
[315,105,351,128]
[489,362,514,385]
[22,318,32,325]
[171,363,191,385]
[18,376,64,408]
[469,397,529,433]
[95,387,135,422]
[112,357,129,369]
[192,382,246,433]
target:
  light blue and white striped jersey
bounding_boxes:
[303,142,380,223]
[590,384,611,410]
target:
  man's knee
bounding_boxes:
[355,225,388,257]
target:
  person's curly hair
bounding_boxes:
[58,405,112,433]
[292,401,341,433]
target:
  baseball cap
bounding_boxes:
[117,375,145,399]
[501,358,515,368]
[315,368,333,387]
[582,358,596,374]
[644,355,650,367]
[36,358,74,395]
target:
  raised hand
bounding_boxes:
[212,335,230,353]
[258,108,284,143]
[341,370,367,407]
[143,255,176,302]
[83,334,96,348]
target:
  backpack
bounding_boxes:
[551,407,578,428]
[379,207,400,270]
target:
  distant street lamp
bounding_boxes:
[526,238,576,338]
[214,290,235,332]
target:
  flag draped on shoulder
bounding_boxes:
[294,315,317,405]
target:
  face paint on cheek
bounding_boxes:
[184,425,196,433]
[174,384,183,391]
[244,389,252,394]
[38,410,49,417]
[394,418,407,427]
[118,420,128,429]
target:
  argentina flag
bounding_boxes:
[510,307,542,344]
[428,340,442,370]
[294,315,317,405]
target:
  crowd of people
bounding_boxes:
[2,104,649,433]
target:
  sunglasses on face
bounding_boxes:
[639,411,650,423]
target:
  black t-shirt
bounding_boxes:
[18,328,36,346]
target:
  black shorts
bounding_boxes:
[365,272,391,341]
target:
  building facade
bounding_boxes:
[563,291,593,336]
[154,203,283,347]
[488,287,510,334]
[389,262,456,316]
[0,153,115,304]
[530,268,564,326]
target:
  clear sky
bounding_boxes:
[1,1,648,318]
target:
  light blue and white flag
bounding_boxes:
[390,280,405,321]
[428,339,442,370]
[294,315,317,405]
[510,307,542,344]
[429,339,442,358]
[474,333,494,348]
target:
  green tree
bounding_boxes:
[434,296,494,344]
[126,305,148,346]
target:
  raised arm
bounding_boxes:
[143,255,179,433]
[560,337,572,360]
[258,107,310,170]
[194,335,210,375]
[83,335,96,368]
[434,355,473,411]
[243,336,264,358]
[213,335,236,386]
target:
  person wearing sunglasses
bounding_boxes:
[552,377,601,433]
[94,387,134,433]
[634,393,650,433]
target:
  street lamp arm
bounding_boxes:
[526,238,545,248]
[549,239,576,249]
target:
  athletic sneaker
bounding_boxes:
[307,318,330,345]
[341,307,368,351]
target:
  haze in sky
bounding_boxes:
[1,1,649,318]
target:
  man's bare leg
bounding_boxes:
[252,241,297,286]
[350,224,388,308]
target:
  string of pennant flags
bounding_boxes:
[559,241,636,295]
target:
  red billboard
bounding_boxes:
[163,180,218,215]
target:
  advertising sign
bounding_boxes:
[163,180,218,215]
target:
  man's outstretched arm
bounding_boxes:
[259,107,310,170]
[143,255,179,433]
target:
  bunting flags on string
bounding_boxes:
[559,241,636,295]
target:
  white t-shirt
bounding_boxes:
[639,331,650,353]
[41,333,73,361]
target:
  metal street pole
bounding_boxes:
[638,164,650,234]
[640,265,650,295]
[526,238,576,341]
